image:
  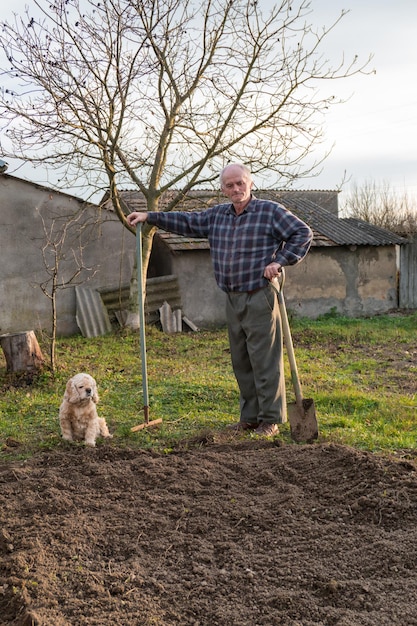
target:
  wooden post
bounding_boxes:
[0,331,45,374]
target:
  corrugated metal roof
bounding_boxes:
[275,198,408,246]
[102,188,339,215]
[106,189,408,248]
[155,199,408,250]
[342,217,408,246]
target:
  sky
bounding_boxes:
[303,0,417,201]
[1,0,417,203]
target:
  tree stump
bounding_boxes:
[0,331,45,375]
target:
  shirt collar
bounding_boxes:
[226,194,257,215]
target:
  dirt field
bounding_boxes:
[1,436,417,625]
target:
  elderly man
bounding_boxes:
[127,163,313,436]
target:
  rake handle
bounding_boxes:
[136,223,149,418]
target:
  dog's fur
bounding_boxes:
[59,373,112,447]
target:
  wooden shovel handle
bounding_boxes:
[271,273,304,408]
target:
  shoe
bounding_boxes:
[227,421,258,432]
[254,422,279,437]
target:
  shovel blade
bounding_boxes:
[288,398,318,443]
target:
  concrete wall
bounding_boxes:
[0,175,136,336]
[285,245,398,318]
[152,244,399,326]
[173,252,226,327]
[148,239,226,326]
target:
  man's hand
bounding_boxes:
[127,211,148,227]
[263,262,282,280]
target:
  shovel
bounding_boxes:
[271,270,318,443]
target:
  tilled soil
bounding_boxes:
[1,438,417,625]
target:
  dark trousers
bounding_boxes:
[226,284,287,425]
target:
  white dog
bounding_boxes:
[59,373,112,447]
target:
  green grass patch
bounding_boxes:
[1,312,417,460]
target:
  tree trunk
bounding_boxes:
[0,331,45,374]
[127,225,156,329]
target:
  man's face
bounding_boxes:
[221,166,253,207]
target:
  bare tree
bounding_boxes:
[341,180,417,235]
[37,206,98,371]
[0,0,372,306]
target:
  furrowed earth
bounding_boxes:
[2,435,417,625]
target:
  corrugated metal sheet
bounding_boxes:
[98,276,182,326]
[342,217,408,246]
[75,287,112,337]
[277,198,408,247]
[100,285,131,314]
[145,275,182,324]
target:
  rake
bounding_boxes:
[131,223,163,432]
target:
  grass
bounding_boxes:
[1,311,417,461]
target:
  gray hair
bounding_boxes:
[219,163,253,185]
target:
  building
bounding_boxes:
[104,189,407,326]
[0,174,135,336]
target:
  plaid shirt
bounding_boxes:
[147,196,313,293]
